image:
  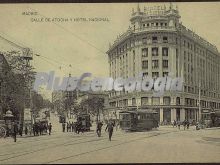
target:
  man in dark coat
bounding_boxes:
[96,121,103,137]
[62,122,65,132]
[11,121,18,142]
[48,123,52,135]
[105,121,114,141]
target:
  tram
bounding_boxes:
[119,109,159,131]
[210,110,220,127]
[76,113,92,131]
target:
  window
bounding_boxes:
[152,72,159,78]
[132,98,136,106]
[141,97,148,105]
[163,72,169,77]
[163,60,168,68]
[162,47,168,56]
[156,22,158,26]
[176,97,180,105]
[143,72,148,77]
[163,36,168,43]
[142,48,148,57]
[152,60,159,69]
[160,23,163,26]
[152,97,160,105]
[142,60,148,69]
[152,36,157,43]
[163,97,171,105]
[152,47,158,56]
[142,38,147,44]
[147,23,149,27]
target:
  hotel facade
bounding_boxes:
[106,4,220,123]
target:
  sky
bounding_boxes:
[0,2,220,100]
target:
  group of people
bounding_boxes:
[6,121,52,142]
[172,120,190,130]
[62,120,88,134]
[61,119,117,141]
[96,120,116,141]
[33,122,52,136]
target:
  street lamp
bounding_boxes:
[4,109,14,136]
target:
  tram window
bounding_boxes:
[120,114,130,120]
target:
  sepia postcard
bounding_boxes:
[0,2,220,164]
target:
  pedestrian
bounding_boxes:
[48,123,52,135]
[105,121,114,141]
[39,123,43,135]
[183,120,186,130]
[25,125,28,135]
[71,122,75,132]
[187,120,190,129]
[11,121,18,142]
[177,121,181,130]
[18,124,23,136]
[62,122,65,132]
[68,121,71,132]
[67,122,69,132]
[96,121,103,137]
[173,120,176,128]
[33,123,36,136]
[76,120,83,134]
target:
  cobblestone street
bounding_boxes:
[1,116,219,164]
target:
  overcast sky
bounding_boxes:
[0,2,220,100]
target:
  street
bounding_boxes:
[0,114,220,164]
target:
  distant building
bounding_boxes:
[106,4,220,123]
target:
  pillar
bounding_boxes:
[136,97,141,109]
[128,98,132,106]
[180,108,185,122]
[148,97,152,105]
[160,108,163,122]
[171,108,177,122]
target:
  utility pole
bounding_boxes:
[198,82,201,122]
[30,86,33,134]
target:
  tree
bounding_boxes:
[80,95,104,122]
[1,51,35,121]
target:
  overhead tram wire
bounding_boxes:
[36,54,84,75]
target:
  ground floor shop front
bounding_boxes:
[105,106,206,124]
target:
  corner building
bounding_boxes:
[106,4,220,123]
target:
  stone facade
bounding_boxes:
[106,4,220,123]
